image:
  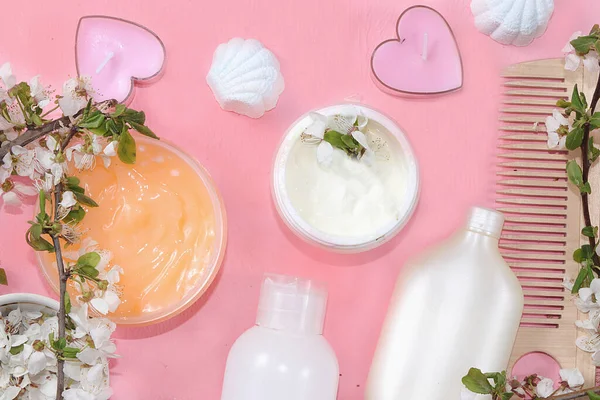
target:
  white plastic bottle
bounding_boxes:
[366,207,524,400]
[221,274,339,400]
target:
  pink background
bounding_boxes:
[1,0,599,399]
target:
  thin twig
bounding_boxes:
[0,116,72,160]
[583,67,600,268]
[550,385,600,399]
[51,183,67,400]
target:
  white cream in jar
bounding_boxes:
[272,104,419,252]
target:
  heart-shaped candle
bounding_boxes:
[76,16,166,104]
[371,6,463,96]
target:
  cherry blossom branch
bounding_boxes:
[582,68,600,269]
[0,99,115,161]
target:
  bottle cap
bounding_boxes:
[256,274,328,335]
[467,207,504,239]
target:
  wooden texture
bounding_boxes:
[497,59,596,384]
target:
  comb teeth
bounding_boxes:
[496,65,581,335]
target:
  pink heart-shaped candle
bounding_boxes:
[76,16,166,104]
[371,6,463,96]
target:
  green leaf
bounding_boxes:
[106,119,119,135]
[30,223,42,240]
[589,137,600,162]
[581,182,592,194]
[117,129,136,164]
[79,111,105,129]
[572,266,589,293]
[567,160,584,186]
[574,248,584,263]
[595,41,600,57]
[66,176,80,186]
[78,265,99,279]
[462,368,493,395]
[62,346,80,359]
[323,131,347,149]
[112,104,126,118]
[63,206,85,225]
[67,184,85,194]
[9,344,24,355]
[591,113,600,130]
[582,226,598,238]
[77,252,100,268]
[571,85,585,113]
[56,337,66,350]
[0,268,6,285]
[88,122,108,136]
[64,291,71,314]
[588,390,600,400]
[571,36,598,54]
[122,109,145,124]
[341,134,359,149]
[26,227,55,252]
[129,121,158,139]
[73,192,98,207]
[581,245,595,259]
[500,393,514,400]
[566,127,584,150]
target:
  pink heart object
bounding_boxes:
[371,6,463,96]
[76,16,166,104]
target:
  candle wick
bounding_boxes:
[96,51,115,74]
[422,33,429,61]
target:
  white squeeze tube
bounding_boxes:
[220,274,339,400]
[366,207,524,400]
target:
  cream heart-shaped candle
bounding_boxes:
[371,6,463,96]
[76,16,166,104]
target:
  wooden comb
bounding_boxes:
[497,58,598,384]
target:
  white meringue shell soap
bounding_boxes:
[471,0,554,46]
[206,38,285,118]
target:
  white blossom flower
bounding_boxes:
[536,377,555,398]
[90,285,121,316]
[1,180,37,206]
[564,31,600,73]
[546,110,571,150]
[28,350,47,375]
[579,278,600,303]
[34,173,56,193]
[559,368,584,388]
[58,77,94,117]
[3,145,35,177]
[35,136,66,184]
[29,75,50,109]
[0,62,16,89]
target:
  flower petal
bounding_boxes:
[351,130,370,150]
[0,62,16,89]
[559,368,584,388]
[536,377,555,398]
[328,113,357,134]
[103,141,117,157]
[2,386,21,400]
[90,298,109,315]
[28,351,47,375]
[580,287,594,302]
[583,52,600,74]
[77,348,100,365]
[547,131,560,149]
[576,334,600,353]
[565,53,581,71]
[59,191,77,208]
[316,141,334,167]
[14,182,37,196]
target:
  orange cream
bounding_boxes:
[39,137,226,325]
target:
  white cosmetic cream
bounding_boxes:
[272,104,419,252]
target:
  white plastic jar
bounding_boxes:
[272,103,419,252]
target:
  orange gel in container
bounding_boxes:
[38,137,227,325]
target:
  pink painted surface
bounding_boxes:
[0,1,599,399]
[76,16,165,103]
[371,6,463,95]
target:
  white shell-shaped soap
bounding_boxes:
[206,38,285,118]
[471,0,555,46]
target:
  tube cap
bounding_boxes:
[467,207,505,239]
[256,274,328,335]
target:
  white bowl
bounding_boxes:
[0,293,59,312]
[272,103,420,253]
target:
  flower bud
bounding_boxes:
[97,280,108,291]
[32,340,45,351]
